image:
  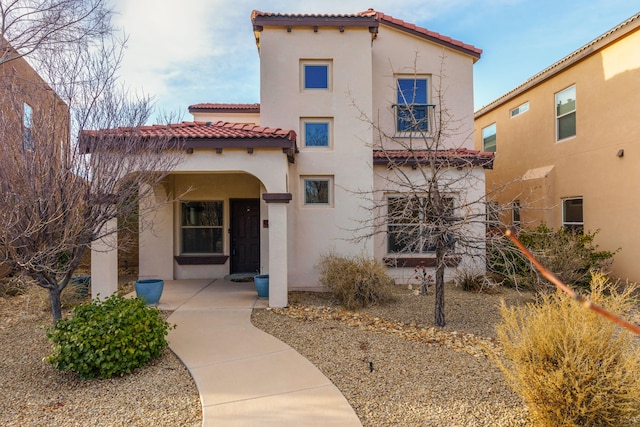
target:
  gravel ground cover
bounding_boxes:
[1,276,536,426]
[251,284,535,426]
[0,288,201,427]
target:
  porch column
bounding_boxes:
[91,218,118,299]
[263,193,291,308]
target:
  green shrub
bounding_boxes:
[46,294,174,379]
[495,273,640,426]
[488,224,616,292]
[319,253,395,309]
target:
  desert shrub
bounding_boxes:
[488,224,616,292]
[318,253,395,309]
[454,269,494,293]
[46,293,174,379]
[495,273,640,426]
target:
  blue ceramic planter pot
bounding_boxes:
[135,279,164,305]
[70,275,91,296]
[254,274,269,299]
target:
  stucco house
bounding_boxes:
[92,9,492,306]
[0,42,69,278]
[474,12,640,283]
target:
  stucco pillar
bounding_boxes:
[91,218,118,299]
[138,183,174,280]
[263,193,291,308]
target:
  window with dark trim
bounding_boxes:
[482,123,496,152]
[181,201,224,254]
[562,197,583,232]
[303,178,332,205]
[395,78,429,132]
[387,195,455,253]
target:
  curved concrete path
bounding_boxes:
[159,279,362,427]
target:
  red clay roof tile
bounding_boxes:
[188,103,260,112]
[373,148,494,168]
[251,9,481,59]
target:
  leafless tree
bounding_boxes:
[351,56,495,327]
[0,2,183,322]
[0,0,111,65]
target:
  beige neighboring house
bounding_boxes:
[474,13,640,283]
[92,9,492,306]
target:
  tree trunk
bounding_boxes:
[434,248,446,327]
[49,287,63,323]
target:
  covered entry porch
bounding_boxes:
[91,121,297,307]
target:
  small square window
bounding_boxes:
[303,177,332,205]
[303,63,329,89]
[302,118,332,148]
[482,123,496,152]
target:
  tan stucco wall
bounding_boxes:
[474,26,640,282]
[258,26,375,288]
[370,25,476,151]
[190,111,260,124]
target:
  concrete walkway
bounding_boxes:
[159,279,362,427]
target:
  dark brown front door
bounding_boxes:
[230,199,260,274]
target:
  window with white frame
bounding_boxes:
[23,102,33,150]
[562,197,583,232]
[301,118,332,148]
[510,102,529,118]
[395,77,430,132]
[181,201,224,254]
[556,85,576,141]
[512,200,521,227]
[303,177,332,206]
[387,195,455,253]
[301,60,331,90]
[482,123,496,152]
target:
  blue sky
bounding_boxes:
[112,0,639,123]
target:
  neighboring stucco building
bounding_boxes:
[0,43,69,278]
[474,13,640,282]
[93,9,492,306]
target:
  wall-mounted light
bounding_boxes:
[617,149,624,158]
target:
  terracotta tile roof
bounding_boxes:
[85,121,293,141]
[188,103,260,113]
[251,9,481,60]
[475,12,640,116]
[373,148,494,169]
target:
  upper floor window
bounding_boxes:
[181,201,224,254]
[301,118,332,148]
[510,102,529,118]
[482,123,496,152]
[301,60,332,90]
[23,102,33,150]
[562,197,583,232]
[396,78,429,132]
[556,85,576,141]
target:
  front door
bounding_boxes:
[230,199,260,274]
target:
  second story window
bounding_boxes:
[23,102,33,150]
[301,60,332,90]
[510,102,529,118]
[482,123,496,152]
[556,85,576,141]
[396,78,429,132]
[301,118,332,148]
